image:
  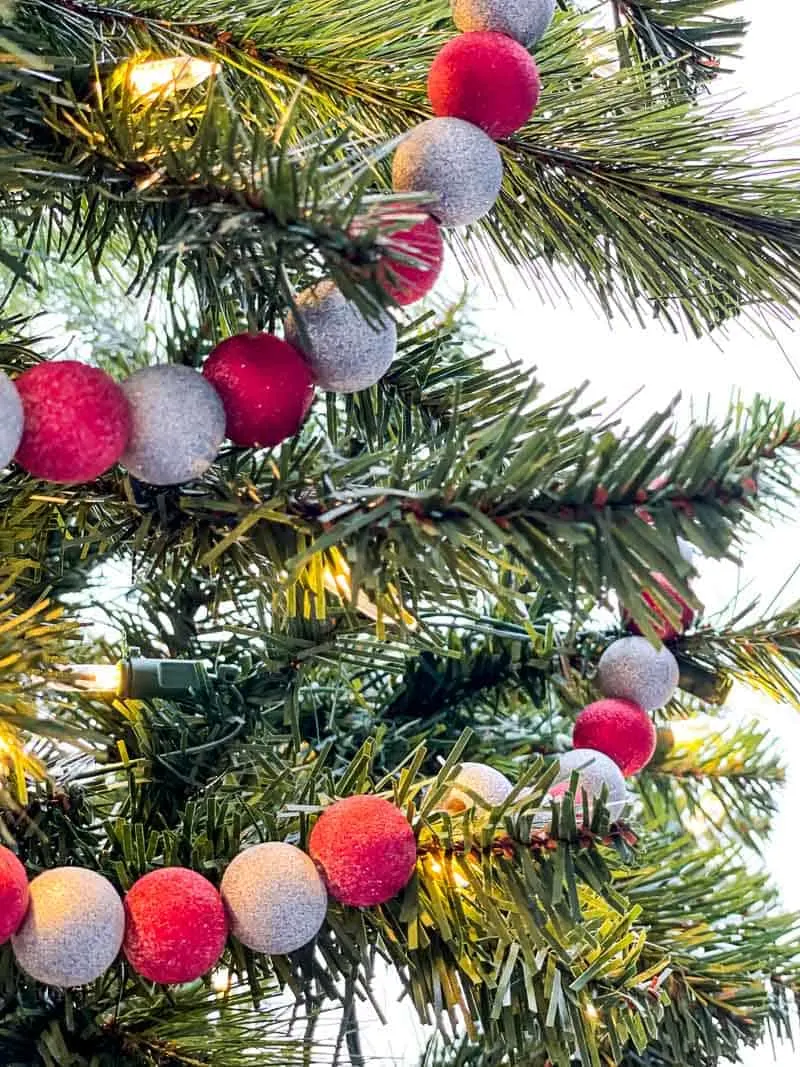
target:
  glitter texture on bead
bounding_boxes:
[597,636,680,711]
[221,842,328,955]
[392,118,503,227]
[441,762,513,813]
[12,867,124,988]
[452,0,555,45]
[0,371,23,470]
[308,795,417,907]
[121,365,225,485]
[284,280,397,393]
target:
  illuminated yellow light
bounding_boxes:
[321,549,417,630]
[427,856,470,889]
[211,968,231,994]
[64,663,123,695]
[585,1002,599,1023]
[126,56,219,101]
[668,717,712,745]
[452,869,470,889]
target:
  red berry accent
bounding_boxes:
[0,846,28,944]
[427,32,540,140]
[14,361,131,484]
[626,572,695,640]
[123,868,228,984]
[202,333,315,448]
[308,795,417,907]
[378,217,444,306]
[573,699,656,777]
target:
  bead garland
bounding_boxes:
[1,794,420,990]
[0,4,553,488]
[0,619,683,991]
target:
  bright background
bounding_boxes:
[359,2,800,1062]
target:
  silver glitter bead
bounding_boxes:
[220,842,328,955]
[441,761,513,813]
[553,749,628,820]
[0,371,23,469]
[284,281,397,393]
[597,636,679,711]
[12,867,124,988]
[392,118,503,228]
[452,0,555,45]
[121,365,225,485]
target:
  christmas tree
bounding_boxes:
[1,0,800,1064]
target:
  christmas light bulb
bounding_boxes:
[126,55,219,101]
[63,662,124,695]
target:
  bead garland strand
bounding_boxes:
[0,2,555,487]
[0,607,691,991]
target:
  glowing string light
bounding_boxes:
[125,55,220,102]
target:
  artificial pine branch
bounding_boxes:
[3,1,800,330]
[679,603,800,708]
[612,0,748,87]
[638,717,784,850]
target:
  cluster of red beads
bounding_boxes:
[0,795,417,989]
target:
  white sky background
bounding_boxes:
[356,2,800,1063]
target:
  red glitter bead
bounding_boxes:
[0,846,28,944]
[378,216,444,306]
[427,32,540,140]
[573,699,656,777]
[202,333,315,448]
[626,572,695,640]
[308,795,417,907]
[14,361,131,484]
[123,867,228,984]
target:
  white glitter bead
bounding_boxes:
[553,749,628,820]
[12,867,124,987]
[121,365,225,485]
[452,0,555,45]
[441,762,513,813]
[392,118,503,228]
[284,281,397,393]
[0,371,23,469]
[220,842,328,955]
[597,636,679,711]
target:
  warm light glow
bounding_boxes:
[211,967,231,994]
[427,856,470,889]
[126,56,219,101]
[668,717,713,745]
[585,1001,599,1023]
[321,549,417,629]
[63,663,123,694]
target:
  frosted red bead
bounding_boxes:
[378,216,445,305]
[627,572,695,640]
[123,867,228,984]
[202,333,315,447]
[14,361,131,483]
[427,31,540,140]
[308,795,417,907]
[0,846,28,944]
[572,699,656,777]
